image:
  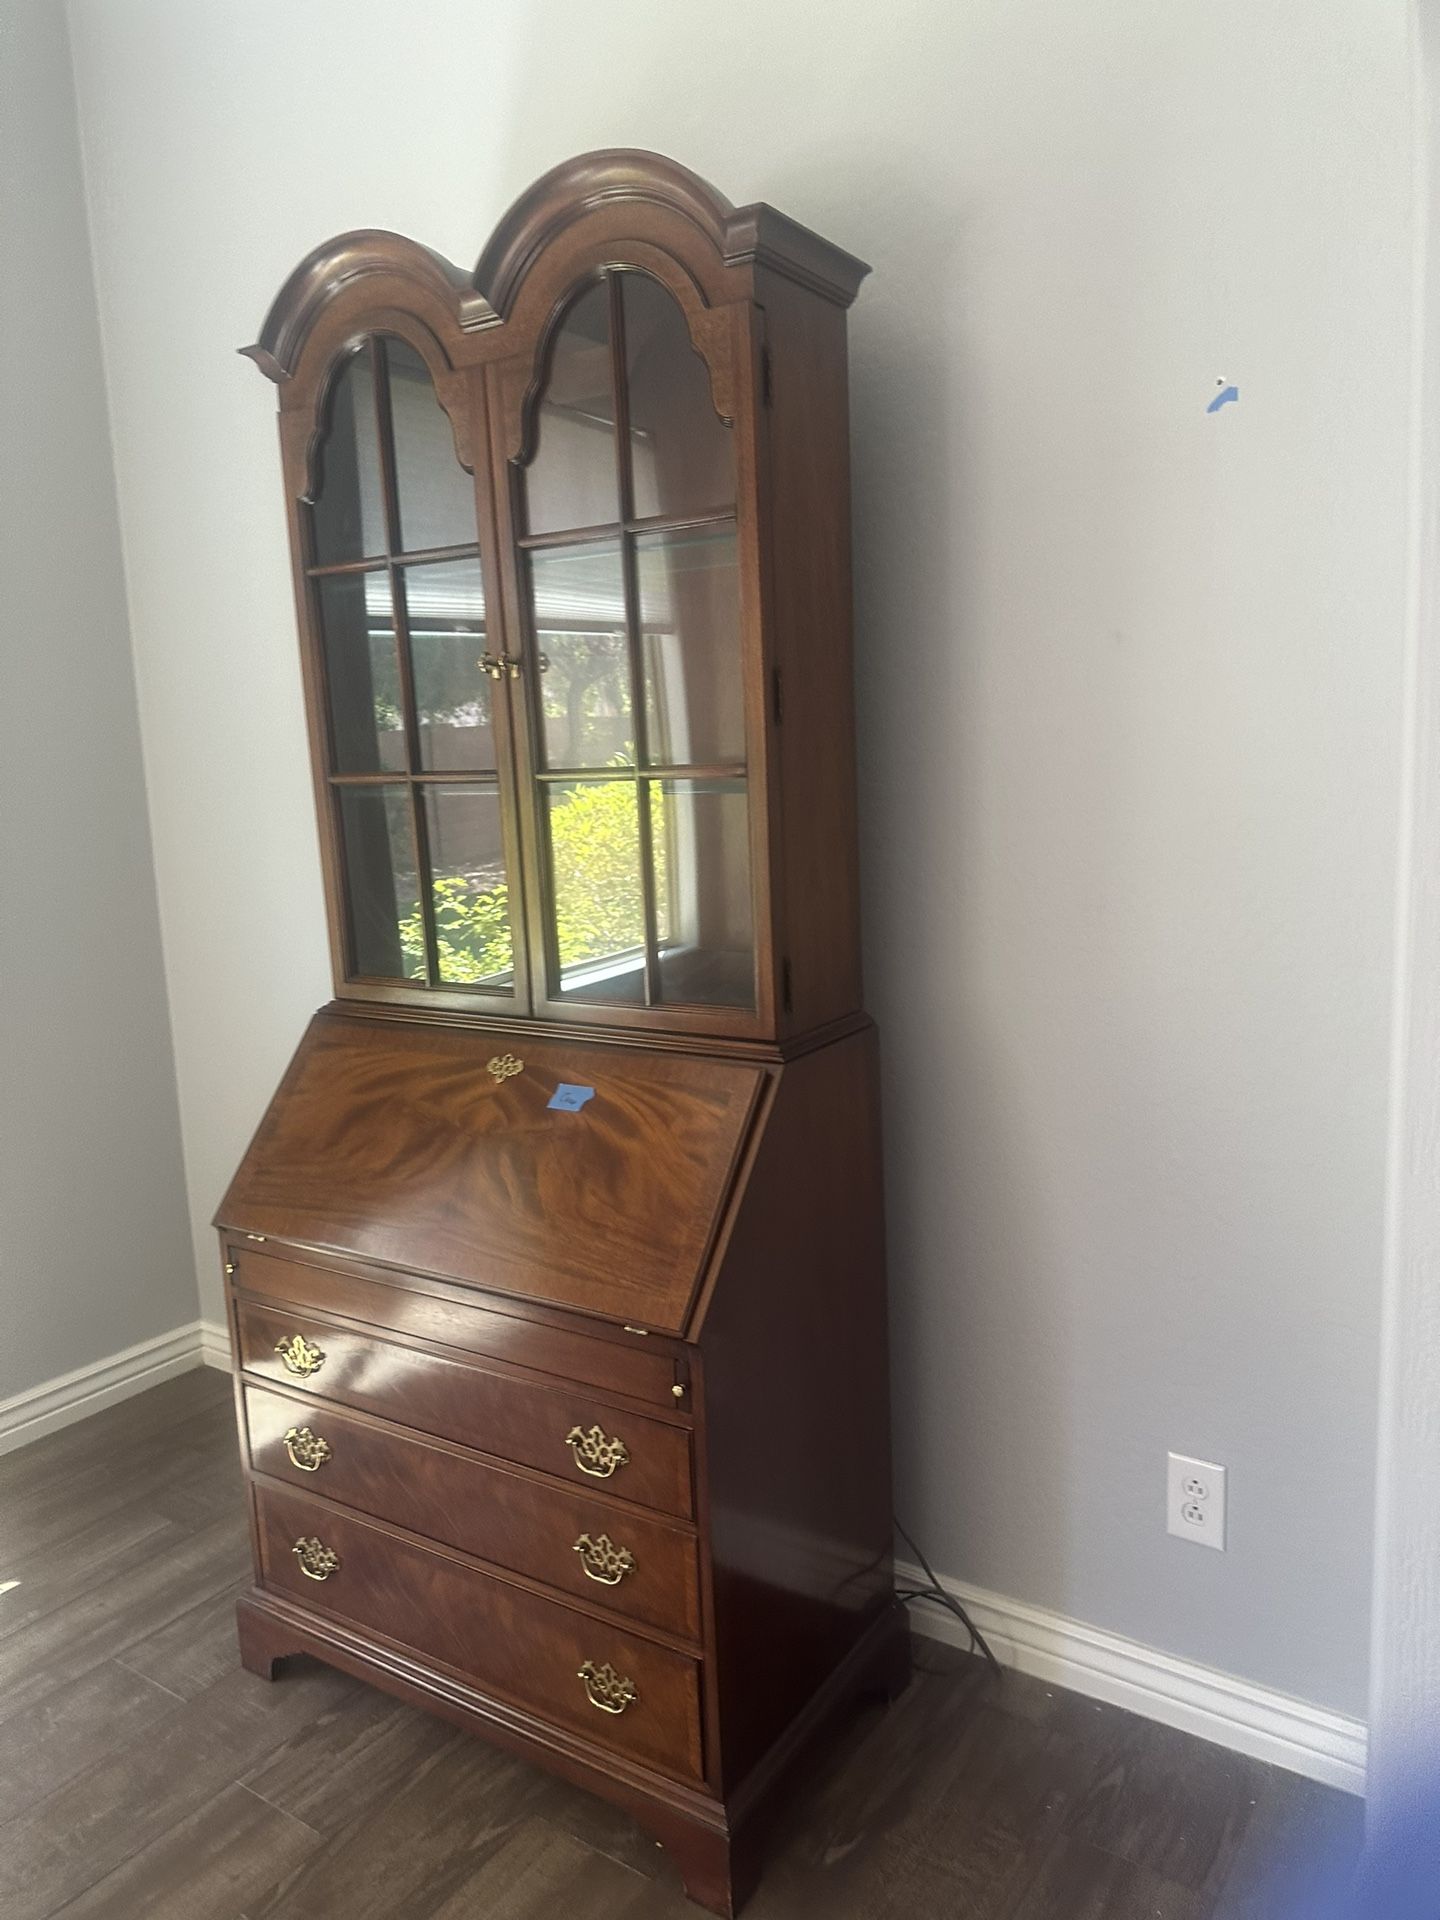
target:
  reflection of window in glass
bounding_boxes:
[403,559,493,772]
[529,543,632,768]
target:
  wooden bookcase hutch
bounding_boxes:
[219,150,903,1916]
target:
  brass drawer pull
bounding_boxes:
[573,1532,636,1586]
[275,1334,325,1378]
[565,1424,630,1479]
[291,1535,340,1581]
[282,1425,332,1473]
[578,1660,637,1715]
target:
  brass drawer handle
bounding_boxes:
[574,1532,636,1586]
[578,1660,637,1715]
[283,1425,332,1473]
[275,1334,325,1378]
[565,1424,630,1479]
[291,1535,340,1581]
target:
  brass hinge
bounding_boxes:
[781,957,794,1014]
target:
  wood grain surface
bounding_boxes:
[218,1012,762,1333]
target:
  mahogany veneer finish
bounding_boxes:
[221,150,899,1916]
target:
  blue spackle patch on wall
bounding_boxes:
[1207,378,1239,414]
[548,1083,596,1112]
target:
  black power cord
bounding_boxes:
[894,1518,1001,1676]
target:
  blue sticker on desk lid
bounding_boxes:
[548,1083,596,1112]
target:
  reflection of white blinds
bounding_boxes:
[532,549,627,628]
[362,570,486,628]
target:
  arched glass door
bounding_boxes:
[514,272,755,1014]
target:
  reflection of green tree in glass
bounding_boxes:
[395,777,664,983]
[549,780,664,967]
[540,632,632,764]
[412,629,490,732]
[401,878,513,984]
[365,634,403,734]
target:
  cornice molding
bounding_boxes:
[241,231,495,384]
[475,149,869,315]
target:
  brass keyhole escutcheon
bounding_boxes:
[487,1053,524,1084]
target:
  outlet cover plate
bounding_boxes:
[1167,1451,1226,1551]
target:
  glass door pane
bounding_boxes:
[513,271,753,1015]
[544,781,647,1005]
[386,338,480,554]
[422,785,513,987]
[651,779,754,1009]
[311,349,386,564]
[337,786,423,980]
[318,573,404,773]
[636,526,743,767]
[310,333,520,999]
[528,541,632,769]
[524,283,617,535]
[401,558,495,772]
[622,272,734,521]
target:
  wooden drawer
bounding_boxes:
[243,1384,701,1640]
[229,1245,681,1407]
[255,1485,703,1782]
[235,1298,694,1518]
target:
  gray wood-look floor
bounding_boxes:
[0,1369,1361,1919]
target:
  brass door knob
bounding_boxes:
[573,1532,636,1585]
[565,1424,629,1479]
[578,1660,637,1714]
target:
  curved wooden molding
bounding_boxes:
[475,149,870,316]
[242,230,497,384]
[243,157,870,385]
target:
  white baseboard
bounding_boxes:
[0,1318,233,1457]
[898,1558,1368,1797]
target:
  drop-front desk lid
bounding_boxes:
[216,1010,767,1337]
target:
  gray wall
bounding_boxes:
[0,0,193,1396]
[64,0,1412,1719]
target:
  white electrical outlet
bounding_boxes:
[1167,1452,1226,1551]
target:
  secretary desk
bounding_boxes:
[219,149,904,1916]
